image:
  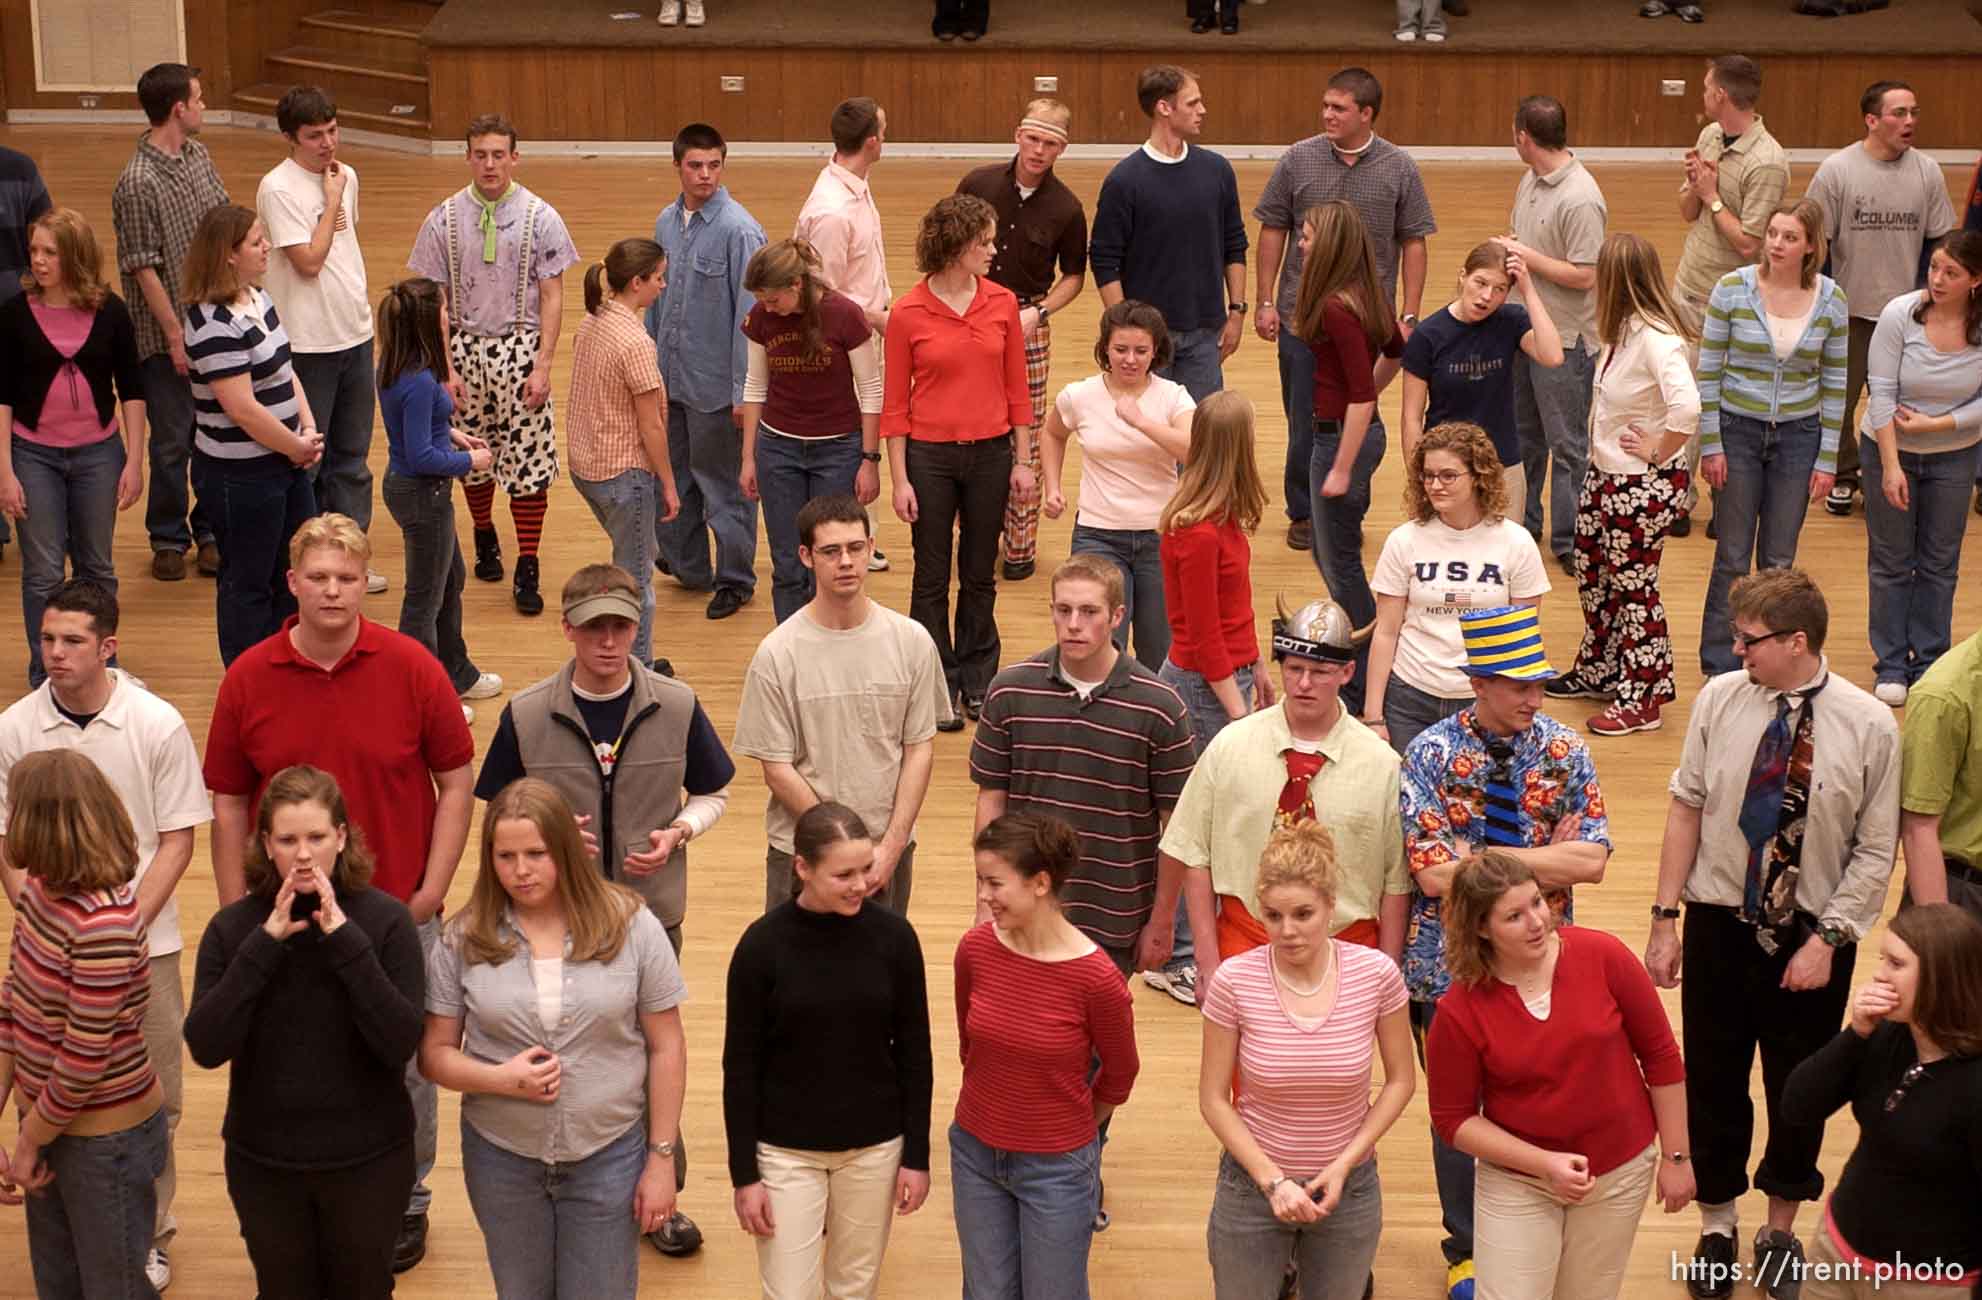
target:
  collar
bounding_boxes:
[267,614,385,674]
[1044,645,1132,696]
[135,131,192,164]
[824,162,869,199]
[1459,706,1544,758]
[1005,156,1056,193]
[671,186,730,226]
[1766,656,1830,705]
[33,672,134,733]
[1264,701,1351,764]
[1535,154,1580,187]
[1718,118,1765,153]
[499,904,572,954]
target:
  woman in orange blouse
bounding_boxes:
[883,194,1034,725]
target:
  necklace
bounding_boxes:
[1333,134,1376,158]
[1271,950,1331,997]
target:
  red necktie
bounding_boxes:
[1277,749,1327,828]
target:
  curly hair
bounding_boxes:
[1402,422,1509,524]
[915,194,996,275]
[1255,822,1338,906]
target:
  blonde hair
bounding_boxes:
[1403,422,1509,524]
[181,204,261,306]
[1020,98,1072,131]
[241,765,376,898]
[1291,201,1390,354]
[1596,233,1692,346]
[450,779,644,967]
[743,239,830,360]
[5,750,139,895]
[1159,391,1266,534]
[1052,552,1126,610]
[1255,822,1338,906]
[27,208,111,310]
[288,512,373,569]
[1441,850,1543,988]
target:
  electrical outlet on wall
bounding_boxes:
[79,94,100,108]
[1034,75,1058,93]
[1661,80,1686,96]
[720,75,745,93]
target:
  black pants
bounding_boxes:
[906,434,1012,700]
[932,0,989,33]
[226,1142,415,1299]
[1680,903,1853,1207]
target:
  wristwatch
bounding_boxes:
[1400,313,1420,328]
[1260,1173,1296,1195]
[1709,198,1726,216]
[1036,304,1051,323]
[648,1140,676,1159]
[1228,301,1249,316]
[1818,921,1851,948]
[1651,904,1681,921]
[860,451,882,463]
[1666,1151,1690,1165]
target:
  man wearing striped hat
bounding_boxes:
[1398,603,1613,1300]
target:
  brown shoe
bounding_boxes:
[151,549,187,581]
[196,542,220,576]
[1286,519,1313,551]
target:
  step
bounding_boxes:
[297,11,429,64]
[266,44,429,88]
[300,10,427,43]
[235,80,429,134]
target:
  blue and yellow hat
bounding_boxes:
[1459,605,1557,680]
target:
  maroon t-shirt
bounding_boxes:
[1308,300,1403,422]
[741,288,870,437]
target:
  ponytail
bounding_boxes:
[375,277,448,392]
[585,238,666,316]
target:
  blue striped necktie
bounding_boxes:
[1482,738,1524,847]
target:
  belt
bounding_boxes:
[921,431,1014,447]
[1946,855,1980,884]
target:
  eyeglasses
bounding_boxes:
[1421,470,1474,486]
[1731,629,1793,651]
[1883,107,1923,121]
[1885,1061,1926,1112]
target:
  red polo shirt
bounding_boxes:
[881,277,1031,442]
[203,616,475,902]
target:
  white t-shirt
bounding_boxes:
[0,672,214,956]
[1371,517,1550,698]
[256,157,373,352]
[1054,373,1196,531]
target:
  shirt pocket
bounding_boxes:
[856,683,912,735]
[691,254,727,279]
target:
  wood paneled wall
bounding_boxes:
[428,45,1982,150]
[0,0,232,111]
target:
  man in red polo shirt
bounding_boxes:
[202,511,475,1275]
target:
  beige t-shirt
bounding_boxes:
[257,157,373,352]
[731,601,950,853]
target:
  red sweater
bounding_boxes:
[1308,302,1401,422]
[953,923,1139,1154]
[1426,927,1684,1177]
[1160,519,1256,681]
[881,278,1030,442]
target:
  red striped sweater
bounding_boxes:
[0,877,154,1130]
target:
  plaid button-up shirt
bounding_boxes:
[112,133,229,360]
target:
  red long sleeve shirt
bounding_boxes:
[881,278,1030,441]
[1160,519,1257,682]
[1426,927,1685,1177]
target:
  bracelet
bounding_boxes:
[1260,1173,1295,1195]
[1362,716,1386,726]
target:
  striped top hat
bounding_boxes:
[1459,605,1558,680]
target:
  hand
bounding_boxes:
[311,865,346,935]
[659,478,682,523]
[263,874,312,942]
[1492,234,1535,263]
[865,307,889,337]
[740,460,760,502]
[449,430,489,452]
[5,1136,51,1200]
[1849,978,1900,1036]
[575,812,601,862]
[1539,1151,1594,1202]
[633,1153,677,1235]
[734,1182,777,1237]
[501,1046,562,1103]
[168,337,190,377]
[1504,249,1531,287]
[1881,462,1910,511]
[1254,304,1280,344]
[1009,463,1037,506]
[1134,916,1175,974]
[867,839,905,898]
[1781,933,1835,992]
[1114,393,1146,429]
[405,889,443,926]
[116,459,144,511]
[854,459,881,505]
[1041,487,1067,520]
[1305,1161,1349,1217]
[1319,465,1350,499]
[892,482,919,525]
[731,407,747,431]
[1701,453,1728,491]
[0,1146,17,1206]
[1808,470,1836,505]
[1689,156,1720,203]
[290,429,325,469]
[1019,306,1043,338]
[0,475,24,522]
[1266,1176,1320,1224]
[1892,405,1942,438]
[445,370,466,406]
[1657,1158,1696,1213]
[1217,312,1244,361]
[895,1167,931,1216]
[522,366,551,411]
[468,447,494,474]
[1253,672,1276,709]
[1643,921,1681,988]
[322,161,350,213]
[625,825,689,878]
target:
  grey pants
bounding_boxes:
[765,842,915,915]
[1207,1151,1383,1299]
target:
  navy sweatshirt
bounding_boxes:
[1089,143,1248,334]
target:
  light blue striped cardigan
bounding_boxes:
[1696,265,1850,473]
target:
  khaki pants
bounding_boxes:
[754,1136,904,1300]
[1501,465,1527,526]
[141,954,185,1246]
[1475,1141,1657,1300]
[1801,1219,1974,1299]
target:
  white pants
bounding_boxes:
[754,1136,904,1300]
[141,955,185,1245]
[1475,1141,1657,1300]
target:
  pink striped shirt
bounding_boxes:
[1201,941,1408,1179]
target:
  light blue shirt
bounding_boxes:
[645,186,765,413]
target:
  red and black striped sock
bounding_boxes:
[510,491,548,558]
[463,479,497,532]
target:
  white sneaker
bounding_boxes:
[657,0,680,23]
[146,1248,170,1291]
[461,703,476,725]
[867,547,891,572]
[1394,26,1418,39]
[684,0,705,24]
[1874,680,1908,707]
[460,671,504,701]
[1140,965,1198,1006]
[366,569,388,595]
[1424,28,1446,40]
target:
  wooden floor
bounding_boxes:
[0,124,1972,1299]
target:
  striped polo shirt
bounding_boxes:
[185,288,298,459]
[969,648,1197,949]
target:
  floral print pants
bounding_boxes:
[1569,461,1688,711]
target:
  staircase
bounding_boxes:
[236,0,444,140]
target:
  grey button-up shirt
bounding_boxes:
[1254,134,1436,316]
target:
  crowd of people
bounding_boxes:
[0,44,1979,1300]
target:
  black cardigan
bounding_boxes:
[0,290,144,433]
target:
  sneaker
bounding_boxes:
[657,0,680,22]
[1543,673,1612,701]
[1424,27,1446,40]
[1874,680,1908,707]
[1588,701,1662,737]
[1674,2,1704,19]
[460,671,503,700]
[145,1247,171,1291]
[366,568,388,595]
[646,1210,704,1256]
[1684,1231,1737,1299]
[1394,25,1419,38]
[513,555,544,617]
[1141,965,1198,1005]
[151,549,187,581]
[707,585,751,620]
[1640,0,1672,13]
[1446,1259,1476,1300]
[474,527,504,582]
[1287,519,1312,551]
[684,0,705,23]
[1753,1229,1805,1300]
[868,547,891,572]
[1825,485,1855,517]
[461,703,476,726]
[392,1213,427,1273]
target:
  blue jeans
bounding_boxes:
[1308,417,1386,714]
[462,1118,646,1300]
[293,340,376,531]
[140,353,211,553]
[383,472,480,693]
[1514,343,1595,561]
[756,428,862,623]
[26,1108,166,1300]
[1413,998,1475,1265]
[1159,326,1226,404]
[1159,656,1260,969]
[1279,331,1319,523]
[951,1122,1102,1300]
[1070,522,1170,670]
[1207,1151,1383,1300]
[1863,441,1981,685]
[573,468,660,665]
[14,434,124,687]
[658,401,757,593]
[1699,413,1822,676]
[1382,674,1469,757]
[192,452,316,666]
